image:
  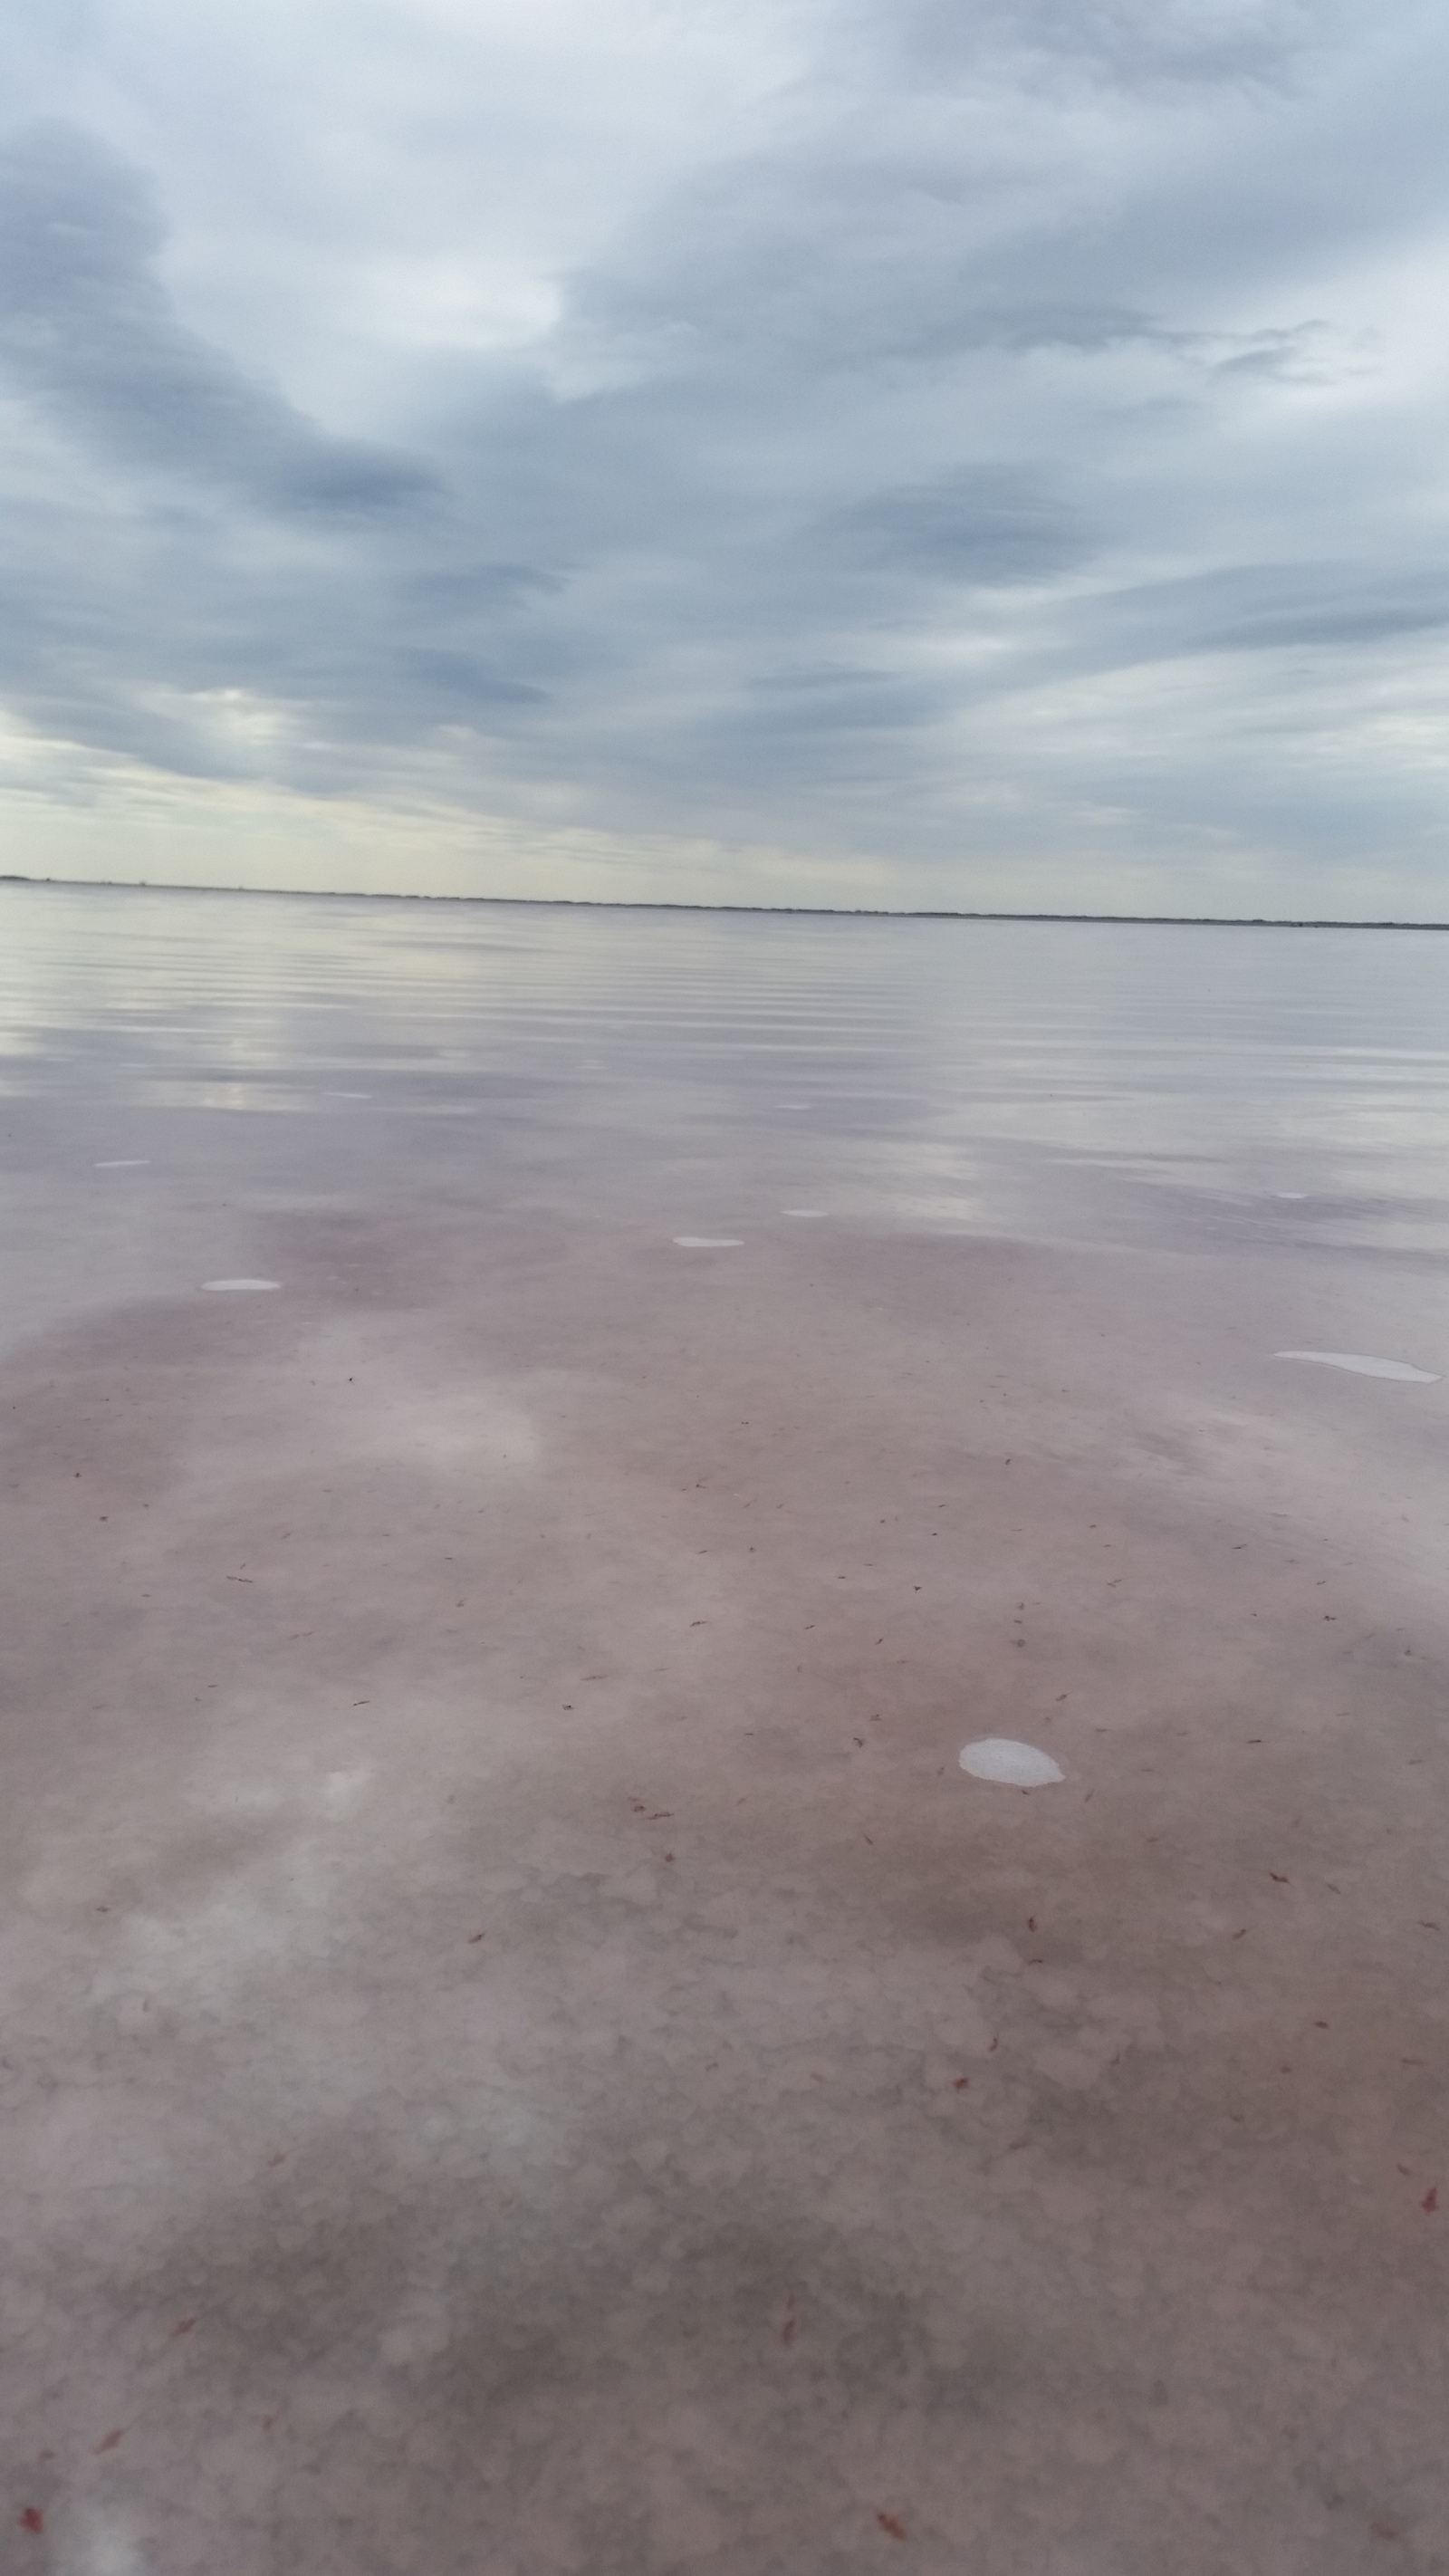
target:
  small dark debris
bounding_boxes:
[94,2428,125,2455]
[18,2510,43,2535]
[877,2513,907,2540]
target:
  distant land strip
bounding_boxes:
[1,874,1445,929]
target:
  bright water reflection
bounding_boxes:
[4,883,1449,1254]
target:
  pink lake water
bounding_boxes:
[2,885,1447,2573]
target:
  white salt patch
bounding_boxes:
[959,1737,1065,1787]
[74,2508,150,2576]
[782,1208,827,1217]
[203,1278,281,1293]
[1276,1350,1438,1382]
[379,2306,452,2367]
[322,1767,372,1818]
[94,1158,149,1168]
[673,1236,743,1249]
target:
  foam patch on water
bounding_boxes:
[959,1738,1065,1786]
[325,1090,371,1100]
[1275,1349,1438,1381]
[674,1236,743,1249]
[203,1278,281,1293]
[95,1158,149,1168]
[782,1208,826,1217]
[1272,1191,1307,1200]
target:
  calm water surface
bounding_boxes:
[5,882,1449,2575]
[4,885,1448,1264]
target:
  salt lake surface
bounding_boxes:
[2,885,1447,2573]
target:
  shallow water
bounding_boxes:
[3,885,1448,2576]
[4,886,1449,1261]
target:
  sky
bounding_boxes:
[3,0,1448,916]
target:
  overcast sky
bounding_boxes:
[3,0,1447,912]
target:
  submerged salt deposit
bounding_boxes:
[959,1738,1065,1786]
[1275,1350,1439,1382]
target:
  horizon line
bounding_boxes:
[2,873,1446,930]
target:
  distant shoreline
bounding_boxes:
[1,874,1445,929]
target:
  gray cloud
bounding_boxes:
[2,0,1447,908]
[884,0,1351,89]
[1102,566,1449,658]
[820,473,1089,586]
[0,122,439,518]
